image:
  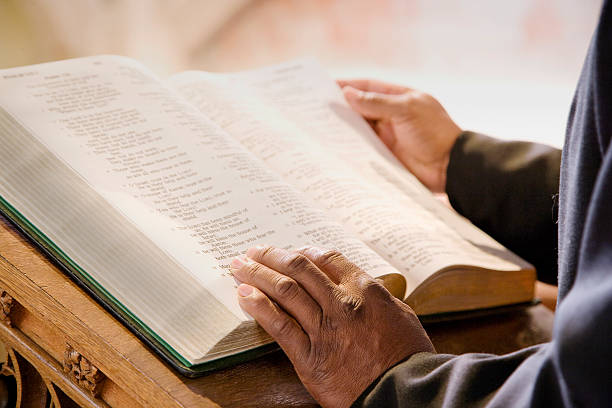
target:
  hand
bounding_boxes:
[231,246,434,408]
[338,79,462,193]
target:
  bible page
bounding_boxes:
[170,60,528,293]
[0,56,398,362]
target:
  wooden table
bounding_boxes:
[0,215,554,407]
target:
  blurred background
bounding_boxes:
[0,0,602,147]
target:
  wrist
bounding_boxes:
[438,129,463,193]
[436,154,451,194]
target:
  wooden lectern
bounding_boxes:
[0,215,554,407]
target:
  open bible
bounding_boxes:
[0,56,534,375]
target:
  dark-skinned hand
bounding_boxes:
[231,246,434,408]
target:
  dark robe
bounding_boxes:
[355,2,612,406]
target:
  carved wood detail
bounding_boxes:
[0,347,14,377]
[0,322,104,408]
[63,345,106,398]
[0,291,14,327]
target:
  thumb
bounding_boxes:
[342,86,405,119]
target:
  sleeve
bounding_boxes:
[352,346,562,407]
[353,139,612,408]
[352,329,590,408]
[353,229,612,408]
[445,132,561,284]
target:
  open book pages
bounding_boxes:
[0,56,533,368]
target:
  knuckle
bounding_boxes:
[284,253,311,274]
[363,279,388,297]
[421,91,435,101]
[316,249,344,268]
[414,90,427,98]
[272,317,294,337]
[362,92,379,102]
[401,92,418,105]
[249,292,267,310]
[347,275,389,303]
[415,91,436,106]
[259,245,276,259]
[403,90,428,104]
[332,287,364,318]
[244,261,263,279]
[274,276,300,298]
[338,294,363,315]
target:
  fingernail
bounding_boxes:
[246,245,266,258]
[305,246,324,255]
[230,256,247,270]
[344,87,362,99]
[238,284,254,297]
[296,246,319,256]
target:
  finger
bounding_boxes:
[373,120,397,150]
[297,247,362,285]
[337,78,411,94]
[342,86,406,119]
[237,284,310,359]
[246,246,336,309]
[231,256,322,333]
